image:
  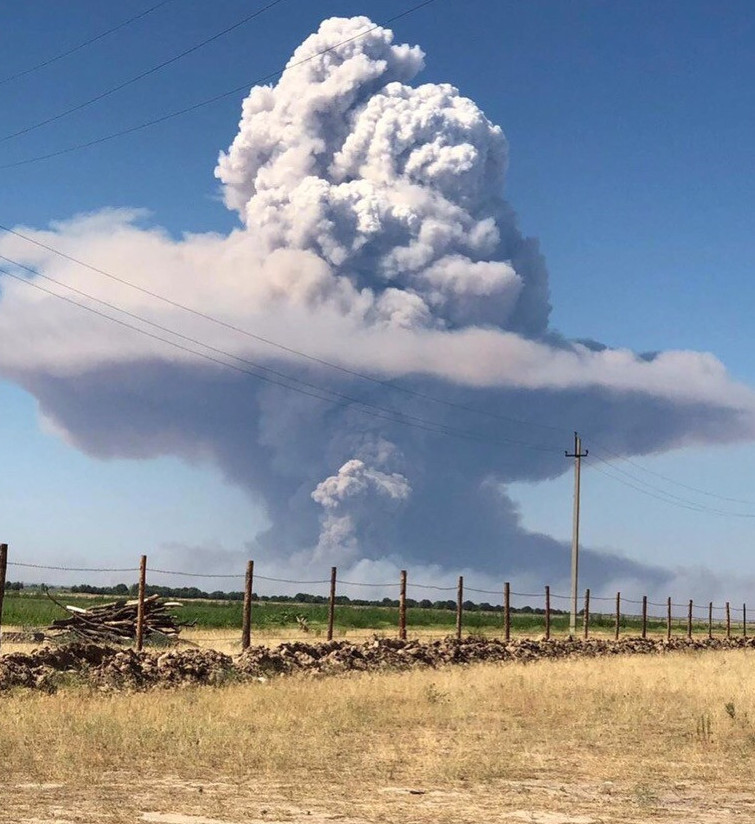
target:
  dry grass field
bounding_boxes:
[2,647,755,823]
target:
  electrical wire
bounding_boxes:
[589,460,732,516]
[0,254,564,455]
[586,454,755,518]
[0,0,287,143]
[0,0,440,170]
[0,1,175,86]
[0,224,569,445]
[589,440,755,507]
[3,0,749,527]
[1,7,562,451]
[0,0,567,451]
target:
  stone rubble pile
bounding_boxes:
[1,635,754,692]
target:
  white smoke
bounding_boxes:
[215,16,535,333]
[310,451,411,564]
[0,16,754,594]
[312,459,412,509]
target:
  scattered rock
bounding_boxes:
[0,635,752,692]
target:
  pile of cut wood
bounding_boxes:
[46,594,185,643]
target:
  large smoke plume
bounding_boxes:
[1,17,754,596]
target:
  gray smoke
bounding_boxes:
[0,17,753,597]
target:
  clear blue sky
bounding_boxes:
[1,0,754,599]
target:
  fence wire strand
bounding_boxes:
[3,557,751,645]
[148,567,244,579]
[8,561,138,573]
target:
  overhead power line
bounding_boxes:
[0,0,288,143]
[3,229,747,515]
[2,0,743,514]
[589,440,755,507]
[0,222,568,441]
[589,449,755,513]
[1,247,750,520]
[586,454,755,518]
[0,255,745,513]
[0,0,441,170]
[0,0,175,86]
[0,255,562,457]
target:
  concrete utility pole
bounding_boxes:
[566,432,588,636]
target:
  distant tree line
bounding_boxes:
[61,583,567,614]
[3,581,24,591]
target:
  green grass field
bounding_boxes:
[1,590,513,632]
[0,589,730,639]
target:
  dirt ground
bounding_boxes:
[5,774,755,823]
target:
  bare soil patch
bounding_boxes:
[4,774,755,823]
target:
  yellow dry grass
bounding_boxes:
[2,649,755,822]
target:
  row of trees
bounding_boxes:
[63,583,566,614]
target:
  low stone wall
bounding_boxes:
[1,635,752,692]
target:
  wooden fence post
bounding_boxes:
[744,604,747,639]
[504,582,511,641]
[398,570,407,641]
[708,602,713,639]
[687,600,693,639]
[135,554,147,651]
[642,595,647,639]
[327,566,337,642]
[583,588,590,640]
[545,585,551,640]
[456,576,463,640]
[0,544,7,651]
[666,597,672,641]
[241,559,254,650]
[615,591,621,641]
[726,602,731,639]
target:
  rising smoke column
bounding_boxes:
[0,16,753,594]
[215,16,549,336]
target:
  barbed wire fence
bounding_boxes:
[0,543,749,651]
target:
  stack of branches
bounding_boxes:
[46,592,189,644]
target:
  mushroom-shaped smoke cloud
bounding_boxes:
[0,16,753,594]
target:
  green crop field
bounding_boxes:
[0,589,724,638]
[2,590,514,632]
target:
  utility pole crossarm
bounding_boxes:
[566,432,588,637]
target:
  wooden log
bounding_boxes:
[46,588,184,644]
